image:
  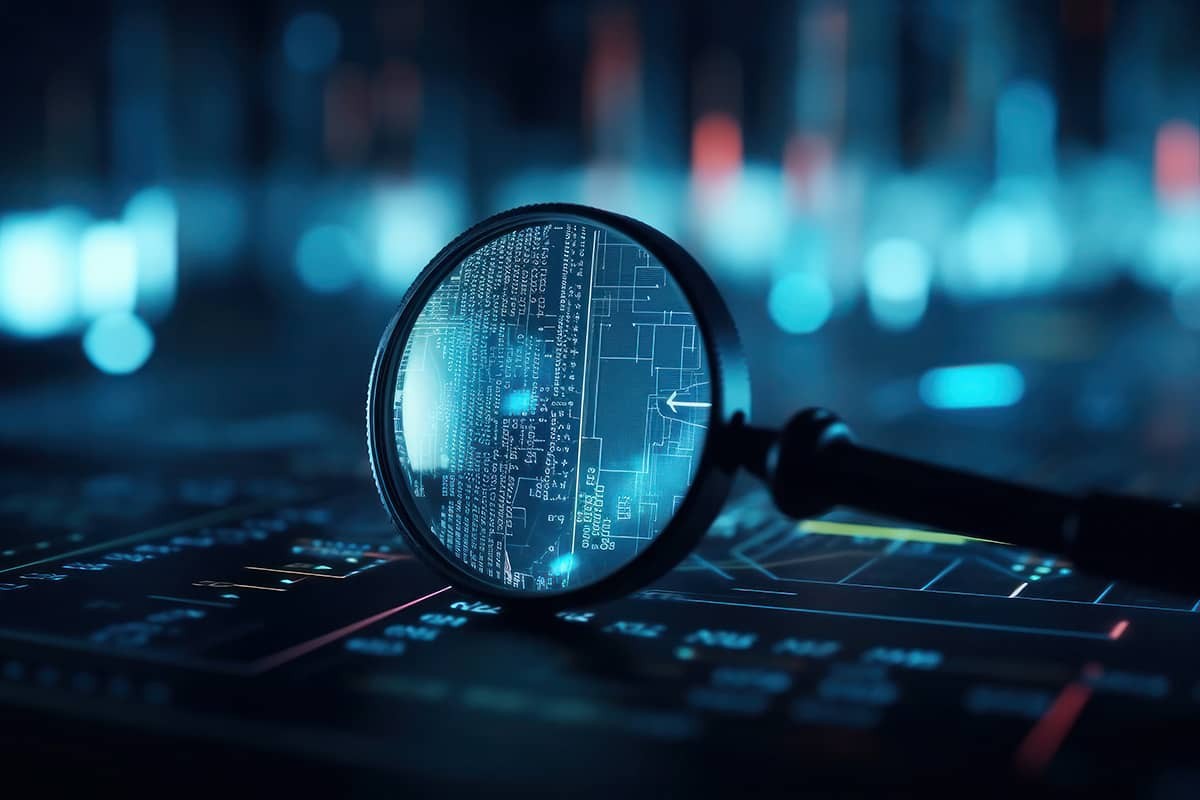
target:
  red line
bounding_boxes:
[1108,619,1130,640]
[249,586,452,674]
[1014,681,1093,775]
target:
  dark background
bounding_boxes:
[2,1,1199,454]
[2,1,1199,486]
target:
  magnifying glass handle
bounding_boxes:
[743,409,1200,598]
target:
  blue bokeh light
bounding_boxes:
[996,80,1057,179]
[79,222,138,318]
[864,238,933,331]
[767,272,833,334]
[502,389,536,416]
[1171,278,1200,330]
[1143,205,1200,289]
[919,363,1025,410]
[0,212,80,338]
[123,187,178,318]
[372,182,465,294]
[82,311,155,375]
[283,12,341,74]
[693,165,788,274]
[295,224,364,293]
[549,553,575,576]
[947,185,1069,298]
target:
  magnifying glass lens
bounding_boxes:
[393,220,712,595]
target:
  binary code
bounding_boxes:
[394,220,711,592]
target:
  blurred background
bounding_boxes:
[2,0,1199,494]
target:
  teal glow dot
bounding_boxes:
[767,272,833,335]
[549,553,575,576]
[1029,574,1041,581]
[1035,565,1051,574]
[1011,564,1024,571]
[919,363,1025,410]
[295,224,363,293]
[82,312,155,375]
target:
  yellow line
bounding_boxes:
[798,519,1005,546]
[193,581,287,593]
[244,566,344,579]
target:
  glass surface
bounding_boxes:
[393,219,712,593]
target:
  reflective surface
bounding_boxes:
[393,220,712,593]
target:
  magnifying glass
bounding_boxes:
[368,203,1200,609]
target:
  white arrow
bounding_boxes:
[665,390,712,414]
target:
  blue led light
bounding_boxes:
[918,363,1025,410]
[124,187,177,317]
[79,222,138,318]
[950,188,1069,299]
[373,182,466,294]
[1171,279,1200,329]
[694,166,788,272]
[82,312,155,375]
[549,554,575,576]
[502,390,535,416]
[767,272,833,335]
[864,238,933,331]
[0,213,80,338]
[1146,206,1200,290]
[283,12,341,74]
[295,224,363,293]
[996,80,1057,179]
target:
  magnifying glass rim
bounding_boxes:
[367,203,749,609]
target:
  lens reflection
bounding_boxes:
[394,220,711,593]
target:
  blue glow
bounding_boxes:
[373,182,466,294]
[1144,206,1200,289]
[919,363,1025,410]
[0,213,79,337]
[82,311,155,375]
[283,12,341,74]
[549,553,575,576]
[502,389,535,416]
[79,222,138,318]
[123,187,177,318]
[295,224,363,293]
[767,272,833,334]
[1171,278,1200,329]
[693,165,787,273]
[864,238,933,331]
[178,183,247,266]
[1066,157,1148,284]
[949,186,1068,298]
[1011,564,1024,571]
[996,81,1057,179]
[582,167,685,239]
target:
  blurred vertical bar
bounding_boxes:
[111,1,175,318]
[111,2,170,191]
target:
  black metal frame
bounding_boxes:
[366,203,751,610]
